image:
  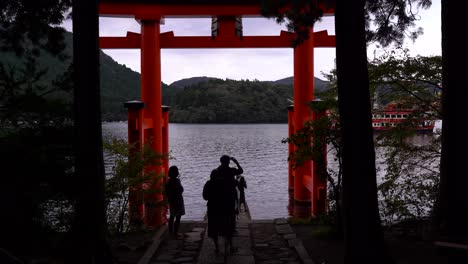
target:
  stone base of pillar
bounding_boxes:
[293,199,311,218]
[144,204,165,228]
[288,191,294,217]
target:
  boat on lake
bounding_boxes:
[372,102,436,133]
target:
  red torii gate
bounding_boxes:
[99,0,335,228]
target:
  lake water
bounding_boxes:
[102,121,441,221]
[102,122,291,220]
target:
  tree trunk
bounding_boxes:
[65,0,113,263]
[433,0,468,249]
[335,0,390,262]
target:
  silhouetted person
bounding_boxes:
[203,169,222,253]
[236,174,247,212]
[165,166,185,237]
[203,155,243,257]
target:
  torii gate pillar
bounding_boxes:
[293,28,314,217]
[287,104,295,193]
[140,18,165,228]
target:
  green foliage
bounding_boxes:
[0,0,72,56]
[368,49,441,225]
[310,225,334,238]
[0,48,75,235]
[103,137,167,234]
[1,125,75,232]
[288,214,336,238]
[261,0,431,48]
[376,129,441,225]
[0,31,142,121]
[0,52,73,130]
[365,0,431,47]
[0,5,75,234]
[309,213,335,226]
[261,0,332,46]
[284,100,336,171]
[169,78,294,123]
[288,215,332,225]
[369,48,441,115]
[287,216,313,225]
[285,51,442,228]
[99,52,142,121]
[2,32,331,123]
[1,5,76,258]
[282,85,344,235]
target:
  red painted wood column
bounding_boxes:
[287,105,295,193]
[162,106,170,178]
[310,99,328,216]
[140,18,164,228]
[287,104,296,218]
[293,28,314,217]
[161,105,170,225]
[124,100,145,225]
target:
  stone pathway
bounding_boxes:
[251,219,301,264]
[143,203,314,264]
[148,221,205,264]
[197,204,254,264]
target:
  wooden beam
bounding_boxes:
[160,30,295,48]
[314,30,336,48]
[99,3,262,18]
[99,30,336,49]
[100,31,141,49]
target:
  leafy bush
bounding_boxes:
[103,137,168,234]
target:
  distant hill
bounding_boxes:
[1,30,332,123]
[272,76,330,92]
[0,31,144,121]
[374,82,440,107]
[167,75,330,93]
[168,78,294,123]
[162,76,331,122]
[272,76,294,86]
[169,76,222,88]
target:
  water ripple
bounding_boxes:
[103,122,290,220]
[102,122,438,221]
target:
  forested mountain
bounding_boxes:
[1,30,330,122]
[272,76,330,93]
[163,77,329,123]
[0,31,147,121]
[167,78,292,123]
[169,76,221,88]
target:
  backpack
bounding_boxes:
[206,167,237,212]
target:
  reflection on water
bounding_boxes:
[102,122,290,220]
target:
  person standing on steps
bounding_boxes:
[165,165,185,237]
[203,155,243,256]
[236,174,247,212]
[203,169,222,253]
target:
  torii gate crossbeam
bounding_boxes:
[100,30,335,49]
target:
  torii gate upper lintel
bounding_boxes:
[98,0,336,228]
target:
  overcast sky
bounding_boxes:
[62,2,441,85]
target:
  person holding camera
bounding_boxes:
[203,155,243,256]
